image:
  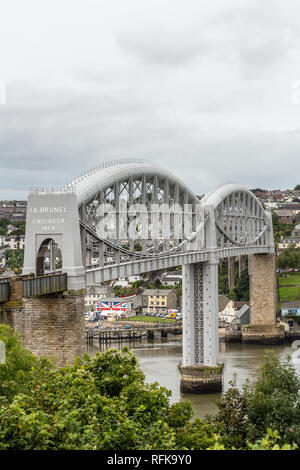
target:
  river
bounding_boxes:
[86,338,299,419]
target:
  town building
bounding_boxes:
[85,285,114,309]
[161,270,182,286]
[218,294,250,325]
[291,224,300,237]
[274,209,300,225]
[281,301,300,327]
[278,236,300,251]
[142,289,177,315]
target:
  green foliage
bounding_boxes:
[4,249,24,272]
[211,353,300,449]
[0,327,299,451]
[250,188,266,193]
[279,285,300,301]
[150,278,162,289]
[0,325,51,403]
[218,261,228,294]
[248,429,297,450]
[0,328,202,450]
[210,377,249,448]
[272,212,295,245]
[277,245,300,269]
[114,285,135,296]
[10,221,25,232]
[0,218,9,229]
[175,418,223,450]
[231,268,249,301]
[279,272,300,285]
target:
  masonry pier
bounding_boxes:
[242,253,284,345]
[0,276,85,367]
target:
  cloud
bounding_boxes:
[1,0,300,199]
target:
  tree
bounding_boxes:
[0,218,9,229]
[212,353,300,449]
[150,278,161,289]
[0,329,199,450]
[5,249,24,272]
[294,185,300,191]
[231,268,249,301]
[277,245,300,269]
[250,188,266,194]
[272,212,294,245]
[218,261,229,294]
[0,327,298,450]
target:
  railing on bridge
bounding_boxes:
[0,282,10,303]
[22,273,68,297]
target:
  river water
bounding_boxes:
[86,338,299,419]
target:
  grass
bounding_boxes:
[279,272,300,286]
[279,286,300,301]
[121,315,176,324]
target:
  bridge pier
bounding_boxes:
[180,259,223,394]
[228,258,235,292]
[0,278,85,367]
[238,255,248,276]
[242,253,284,344]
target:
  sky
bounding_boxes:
[1,0,300,199]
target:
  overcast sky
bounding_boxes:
[1,0,300,199]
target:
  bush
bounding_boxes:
[0,327,299,450]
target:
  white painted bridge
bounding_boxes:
[23,159,275,390]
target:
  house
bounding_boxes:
[291,224,300,237]
[85,285,114,309]
[281,301,300,317]
[128,275,143,283]
[6,224,18,234]
[236,305,251,326]
[218,296,237,323]
[114,278,129,288]
[281,301,300,327]
[161,270,182,286]
[0,236,7,248]
[274,209,300,225]
[278,236,300,251]
[4,234,25,250]
[142,289,177,315]
[218,294,250,325]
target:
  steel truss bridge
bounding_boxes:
[23,158,274,370]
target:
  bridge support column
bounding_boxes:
[238,255,247,277]
[242,253,284,344]
[180,260,223,394]
[0,282,85,367]
[228,258,235,292]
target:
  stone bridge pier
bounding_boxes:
[242,253,284,344]
[0,277,85,367]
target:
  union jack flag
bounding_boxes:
[96,301,128,312]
